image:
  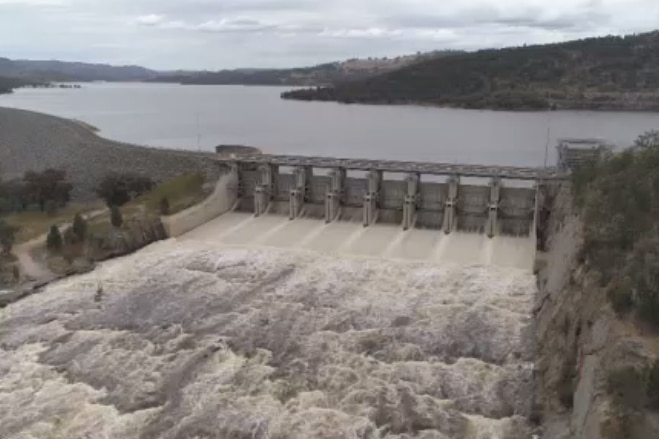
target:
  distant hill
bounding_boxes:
[0,75,39,95]
[0,58,158,82]
[151,52,458,86]
[282,31,659,111]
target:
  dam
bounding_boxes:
[0,108,605,439]
[168,153,563,271]
[1,151,570,439]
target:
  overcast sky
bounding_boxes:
[1,0,658,70]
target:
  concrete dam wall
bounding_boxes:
[167,154,556,271]
[229,156,542,238]
[162,172,238,237]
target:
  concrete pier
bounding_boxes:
[363,170,382,227]
[402,173,419,230]
[254,163,276,217]
[443,176,459,235]
[485,178,502,238]
[325,168,345,223]
[289,166,311,220]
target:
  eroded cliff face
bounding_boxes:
[535,187,659,438]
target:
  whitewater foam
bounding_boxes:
[0,234,537,438]
[182,212,536,270]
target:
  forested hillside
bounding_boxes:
[0,76,35,94]
[282,31,659,111]
[0,58,158,82]
[150,52,455,86]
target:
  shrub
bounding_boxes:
[45,200,58,216]
[608,284,633,314]
[608,366,647,409]
[46,225,63,252]
[159,196,170,216]
[0,197,13,214]
[96,172,154,207]
[0,179,29,212]
[23,169,72,211]
[608,361,659,411]
[573,132,659,327]
[0,220,18,254]
[110,205,123,228]
[648,360,659,409]
[72,213,88,242]
[558,352,577,409]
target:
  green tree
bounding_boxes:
[46,225,63,252]
[0,179,29,211]
[0,220,18,254]
[159,196,170,215]
[72,212,88,242]
[110,205,123,228]
[634,130,659,150]
[24,169,73,212]
[574,131,659,327]
[96,172,154,207]
[45,200,58,217]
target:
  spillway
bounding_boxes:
[0,153,551,439]
[182,212,536,270]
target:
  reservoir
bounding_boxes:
[1,82,658,166]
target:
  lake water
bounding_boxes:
[1,82,658,166]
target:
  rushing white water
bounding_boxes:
[0,222,538,439]
[183,212,536,270]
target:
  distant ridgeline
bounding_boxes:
[150,52,458,86]
[0,76,40,95]
[282,31,659,111]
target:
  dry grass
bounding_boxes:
[3,173,210,246]
[128,172,208,215]
[3,203,102,243]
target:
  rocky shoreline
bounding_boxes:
[0,107,221,201]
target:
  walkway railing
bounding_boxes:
[214,153,566,181]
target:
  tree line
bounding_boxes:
[0,169,159,256]
[282,31,659,110]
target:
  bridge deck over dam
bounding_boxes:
[166,153,564,270]
[214,153,565,180]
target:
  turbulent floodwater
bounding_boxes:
[0,236,537,439]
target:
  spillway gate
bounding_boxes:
[215,154,563,238]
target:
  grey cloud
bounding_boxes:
[386,3,610,33]
[0,0,656,69]
[137,16,282,33]
[118,0,312,20]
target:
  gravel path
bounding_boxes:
[12,208,108,282]
[0,107,220,201]
[14,237,52,281]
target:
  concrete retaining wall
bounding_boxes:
[162,171,238,237]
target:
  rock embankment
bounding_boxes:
[535,186,659,439]
[0,107,221,201]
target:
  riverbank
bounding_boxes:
[0,107,221,201]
